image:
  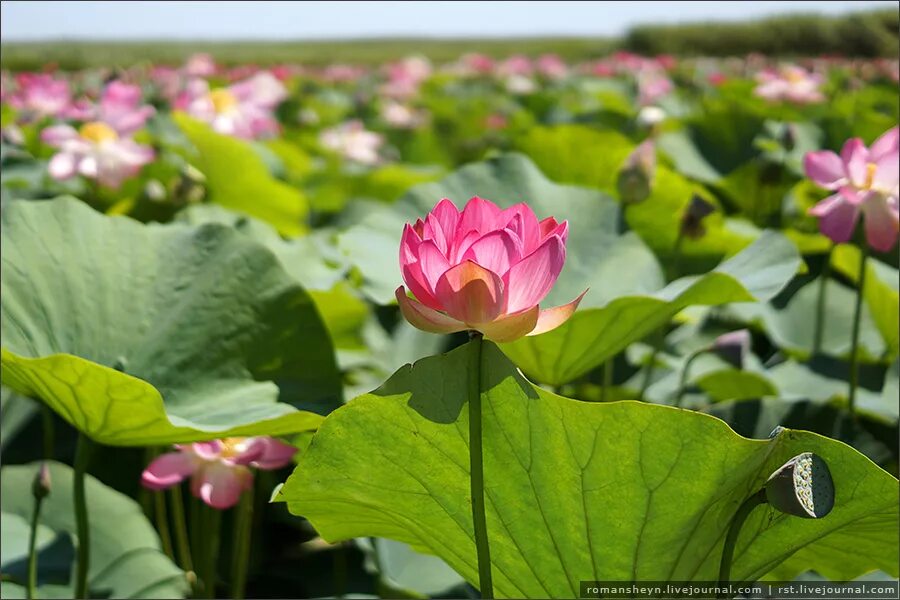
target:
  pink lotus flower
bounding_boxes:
[804,127,899,251]
[41,121,155,189]
[381,56,432,99]
[142,437,296,509]
[319,120,384,165]
[176,71,286,140]
[396,197,586,342]
[8,73,73,119]
[460,53,495,76]
[637,70,673,106]
[381,102,426,129]
[497,55,534,78]
[754,65,825,104]
[536,54,568,80]
[91,80,156,135]
[184,53,217,78]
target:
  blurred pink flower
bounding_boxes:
[381,102,426,129]
[142,437,296,510]
[754,65,825,104]
[183,53,217,78]
[804,127,899,251]
[536,54,568,80]
[497,55,534,78]
[41,121,155,189]
[92,80,156,135]
[177,71,286,139]
[396,197,586,342]
[319,120,384,165]
[8,73,72,119]
[461,53,495,76]
[381,56,432,99]
[637,70,673,106]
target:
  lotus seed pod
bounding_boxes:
[764,452,834,519]
[32,462,51,500]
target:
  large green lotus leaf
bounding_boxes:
[283,342,898,598]
[338,153,664,307]
[830,244,899,357]
[726,278,886,362]
[501,230,800,386]
[1,461,188,598]
[512,124,634,193]
[173,113,309,236]
[656,129,723,184]
[0,198,337,446]
[0,386,37,452]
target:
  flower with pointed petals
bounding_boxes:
[804,127,899,251]
[141,437,296,510]
[396,197,587,342]
[712,329,752,369]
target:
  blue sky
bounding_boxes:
[1,1,894,41]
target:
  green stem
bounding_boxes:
[601,358,614,403]
[201,506,222,599]
[812,248,832,355]
[40,404,54,460]
[26,490,45,599]
[73,434,94,600]
[169,484,194,575]
[468,332,493,599]
[139,447,156,521]
[674,348,709,408]
[154,489,175,561]
[718,489,767,591]
[230,486,254,600]
[848,242,869,419]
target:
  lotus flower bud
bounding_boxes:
[680,194,716,239]
[764,453,834,519]
[32,462,51,500]
[617,139,656,205]
[711,329,751,369]
[396,197,587,342]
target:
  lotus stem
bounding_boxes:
[40,404,54,460]
[230,485,254,600]
[333,542,346,599]
[848,242,869,419]
[717,489,767,593]
[26,466,49,600]
[169,484,195,576]
[601,358,614,402]
[73,434,94,600]
[674,348,709,408]
[202,505,222,599]
[812,248,832,355]
[154,488,175,561]
[468,332,494,599]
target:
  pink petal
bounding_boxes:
[141,451,197,490]
[463,229,523,276]
[402,261,442,310]
[247,437,297,470]
[873,152,899,192]
[40,124,79,146]
[804,150,846,189]
[862,193,900,252]
[450,229,482,264]
[48,152,77,180]
[458,196,501,236]
[497,203,541,251]
[504,235,566,313]
[191,441,224,460]
[422,214,449,255]
[869,127,899,161]
[417,240,451,292]
[429,198,460,241]
[809,192,860,244]
[527,290,588,336]
[192,463,252,510]
[841,138,870,188]
[395,286,468,334]
[434,260,505,324]
[478,305,540,342]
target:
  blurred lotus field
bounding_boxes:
[0,31,899,600]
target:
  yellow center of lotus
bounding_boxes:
[209,88,238,114]
[218,437,249,459]
[79,121,118,143]
[863,162,878,190]
[785,70,805,84]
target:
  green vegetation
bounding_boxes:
[1,9,895,71]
